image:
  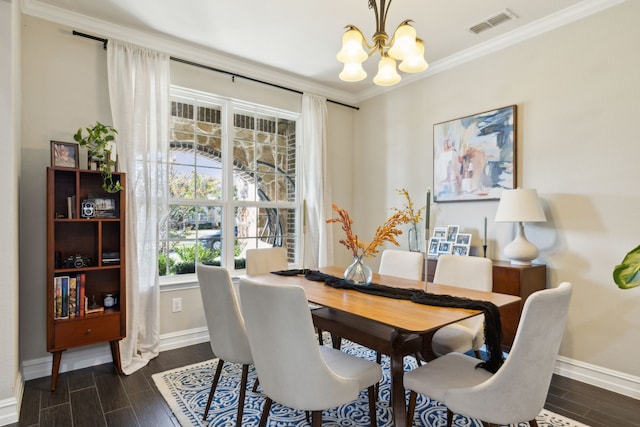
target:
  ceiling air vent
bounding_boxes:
[469,9,518,35]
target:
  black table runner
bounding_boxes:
[272,268,504,373]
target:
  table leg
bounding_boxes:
[389,329,408,426]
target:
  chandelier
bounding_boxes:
[337,0,428,86]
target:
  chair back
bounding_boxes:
[239,278,360,410]
[196,264,252,365]
[433,254,492,291]
[245,247,288,275]
[445,282,573,424]
[379,249,424,280]
[433,254,492,338]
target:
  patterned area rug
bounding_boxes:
[152,340,589,427]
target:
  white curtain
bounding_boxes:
[107,40,169,374]
[302,93,333,268]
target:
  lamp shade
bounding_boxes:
[495,188,546,223]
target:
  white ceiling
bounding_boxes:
[22,0,622,102]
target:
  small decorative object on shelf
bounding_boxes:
[327,203,409,285]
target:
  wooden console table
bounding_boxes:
[426,258,546,348]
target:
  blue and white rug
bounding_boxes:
[152,339,589,427]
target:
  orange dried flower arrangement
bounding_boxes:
[327,203,409,258]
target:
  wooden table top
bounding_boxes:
[245,266,521,334]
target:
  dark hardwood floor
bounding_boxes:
[13,342,640,427]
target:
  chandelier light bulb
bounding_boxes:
[373,56,401,86]
[388,23,418,61]
[339,62,367,82]
[399,39,429,73]
[337,29,368,64]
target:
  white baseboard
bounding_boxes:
[0,371,23,426]
[21,327,210,382]
[554,355,640,400]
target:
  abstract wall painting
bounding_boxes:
[433,105,516,202]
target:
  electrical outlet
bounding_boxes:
[172,297,182,313]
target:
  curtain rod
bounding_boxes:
[72,30,359,111]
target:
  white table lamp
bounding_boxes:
[494,188,546,265]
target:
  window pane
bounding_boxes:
[162,89,299,277]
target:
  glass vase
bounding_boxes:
[344,255,373,285]
[408,223,421,252]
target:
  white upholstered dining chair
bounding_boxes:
[196,264,253,426]
[245,247,288,275]
[378,249,424,280]
[239,277,382,427]
[404,282,572,427]
[431,254,493,358]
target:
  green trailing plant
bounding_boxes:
[73,121,123,193]
[613,244,640,289]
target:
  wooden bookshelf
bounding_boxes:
[46,167,126,390]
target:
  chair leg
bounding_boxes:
[413,353,423,366]
[317,328,324,345]
[258,397,273,427]
[203,359,225,420]
[235,364,249,427]
[529,419,539,427]
[406,390,417,425]
[474,349,483,359]
[447,409,454,427]
[367,385,378,427]
[311,410,322,427]
[252,377,260,393]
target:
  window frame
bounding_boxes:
[160,85,303,285]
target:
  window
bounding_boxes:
[159,86,301,277]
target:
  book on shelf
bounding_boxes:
[54,277,62,319]
[54,273,88,319]
[67,195,76,219]
[78,273,86,317]
[69,276,77,318]
[60,276,69,319]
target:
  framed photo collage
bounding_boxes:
[427,224,471,259]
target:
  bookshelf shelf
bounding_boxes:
[46,167,126,391]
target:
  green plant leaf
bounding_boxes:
[613,244,640,289]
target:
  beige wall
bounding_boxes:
[353,1,640,378]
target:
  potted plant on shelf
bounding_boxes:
[73,121,123,193]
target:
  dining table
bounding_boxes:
[247,266,521,427]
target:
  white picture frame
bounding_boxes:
[428,238,440,257]
[452,244,470,256]
[437,240,453,255]
[456,233,471,245]
[433,227,447,239]
[446,225,459,242]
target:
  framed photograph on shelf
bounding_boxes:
[446,225,459,242]
[433,105,516,202]
[433,227,447,240]
[452,244,470,256]
[437,240,453,255]
[427,238,440,258]
[51,141,79,169]
[456,233,471,245]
